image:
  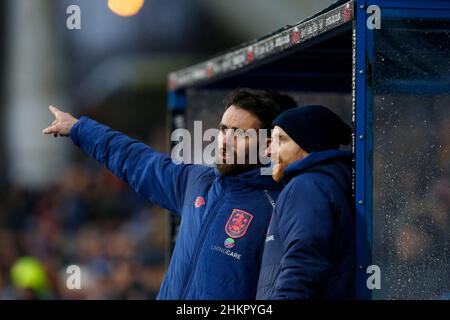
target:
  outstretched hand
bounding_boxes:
[42,106,78,137]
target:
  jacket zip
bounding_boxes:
[179,189,228,299]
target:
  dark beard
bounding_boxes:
[216,163,259,176]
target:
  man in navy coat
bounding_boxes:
[256,105,355,300]
[43,89,284,299]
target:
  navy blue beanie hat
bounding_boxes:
[272,105,352,153]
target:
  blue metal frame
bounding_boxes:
[355,0,372,300]
[380,8,450,19]
[167,89,187,260]
[168,90,187,111]
[368,0,450,10]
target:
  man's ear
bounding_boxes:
[264,138,272,157]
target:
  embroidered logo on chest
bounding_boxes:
[225,209,254,238]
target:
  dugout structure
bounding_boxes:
[167,0,450,299]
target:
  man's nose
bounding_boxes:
[223,130,235,147]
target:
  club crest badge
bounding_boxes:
[225,209,253,238]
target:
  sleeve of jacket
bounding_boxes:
[271,174,335,299]
[69,116,194,215]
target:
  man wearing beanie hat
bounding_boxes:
[256,105,355,300]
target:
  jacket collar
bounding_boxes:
[283,150,352,183]
[214,166,282,190]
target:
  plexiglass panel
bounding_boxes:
[372,17,450,299]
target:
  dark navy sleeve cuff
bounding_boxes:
[69,116,90,147]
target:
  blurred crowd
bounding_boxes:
[0,160,167,299]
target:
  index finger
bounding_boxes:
[49,105,61,117]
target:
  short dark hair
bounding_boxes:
[268,91,297,112]
[224,88,282,130]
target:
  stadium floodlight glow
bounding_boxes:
[107,0,145,17]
